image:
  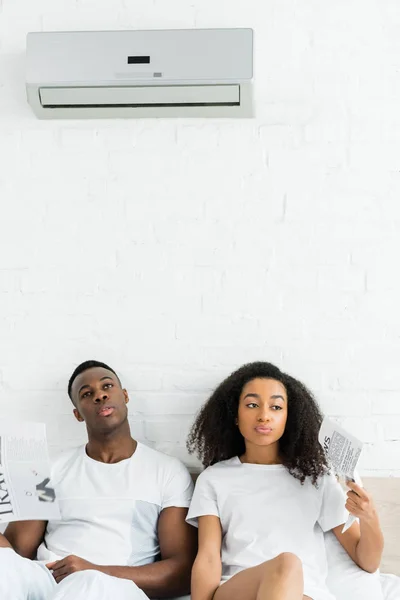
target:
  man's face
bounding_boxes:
[71,367,129,434]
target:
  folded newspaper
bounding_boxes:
[318,416,363,533]
[0,420,60,523]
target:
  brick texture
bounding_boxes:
[0,0,399,476]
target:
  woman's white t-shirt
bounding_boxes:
[187,457,349,600]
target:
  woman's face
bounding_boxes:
[237,377,288,448]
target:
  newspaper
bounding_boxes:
[0,420,60,523]
[318,416,364,533]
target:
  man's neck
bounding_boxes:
[85,433,137,464]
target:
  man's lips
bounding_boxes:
[255,426,273,434]
[97,406,115,417]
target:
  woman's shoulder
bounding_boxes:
[311,470,342,495]
[195,456,241,483]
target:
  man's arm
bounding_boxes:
[49,507,198,598]
[4,520,47,559]
[103,506,197,597]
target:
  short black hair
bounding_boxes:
[187,361,329,486]
[68,360,121,402]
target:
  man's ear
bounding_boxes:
[73,407,85,423]
[123,389,129,404]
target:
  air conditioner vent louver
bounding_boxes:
[26,29,253,119]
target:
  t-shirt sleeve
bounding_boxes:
[317,473,349,532]
[161,459,194,510]
[186,470,219,528]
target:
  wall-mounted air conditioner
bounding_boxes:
[26,28,254,119]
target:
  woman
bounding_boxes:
[186,362,383,600]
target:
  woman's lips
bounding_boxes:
[255,426,273,434]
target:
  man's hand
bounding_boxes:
[345,481,378,524]
[46,555,97,583]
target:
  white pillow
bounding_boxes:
[325,531,384,600]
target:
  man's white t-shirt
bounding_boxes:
[37,442,194,566]
[187,457,349,600]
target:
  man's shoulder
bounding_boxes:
[50,445,84,478]
[137,442,190,477]
[136,443,193,507]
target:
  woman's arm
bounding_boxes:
[332,481,384,573]
[191,515,223,600]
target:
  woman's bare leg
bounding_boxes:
[214,553,308,600]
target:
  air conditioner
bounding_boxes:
[26,28,253,119]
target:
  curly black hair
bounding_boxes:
[187,361,329,485]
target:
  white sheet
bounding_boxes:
[381,574,400,600]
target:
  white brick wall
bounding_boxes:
[0,0,400,476]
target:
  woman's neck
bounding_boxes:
[240,442,282,465]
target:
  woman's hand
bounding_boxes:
[345,481,378,523]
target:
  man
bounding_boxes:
[0,360,197,600]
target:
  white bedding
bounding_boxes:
[325,530,399,600]
[381,574,400,600]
